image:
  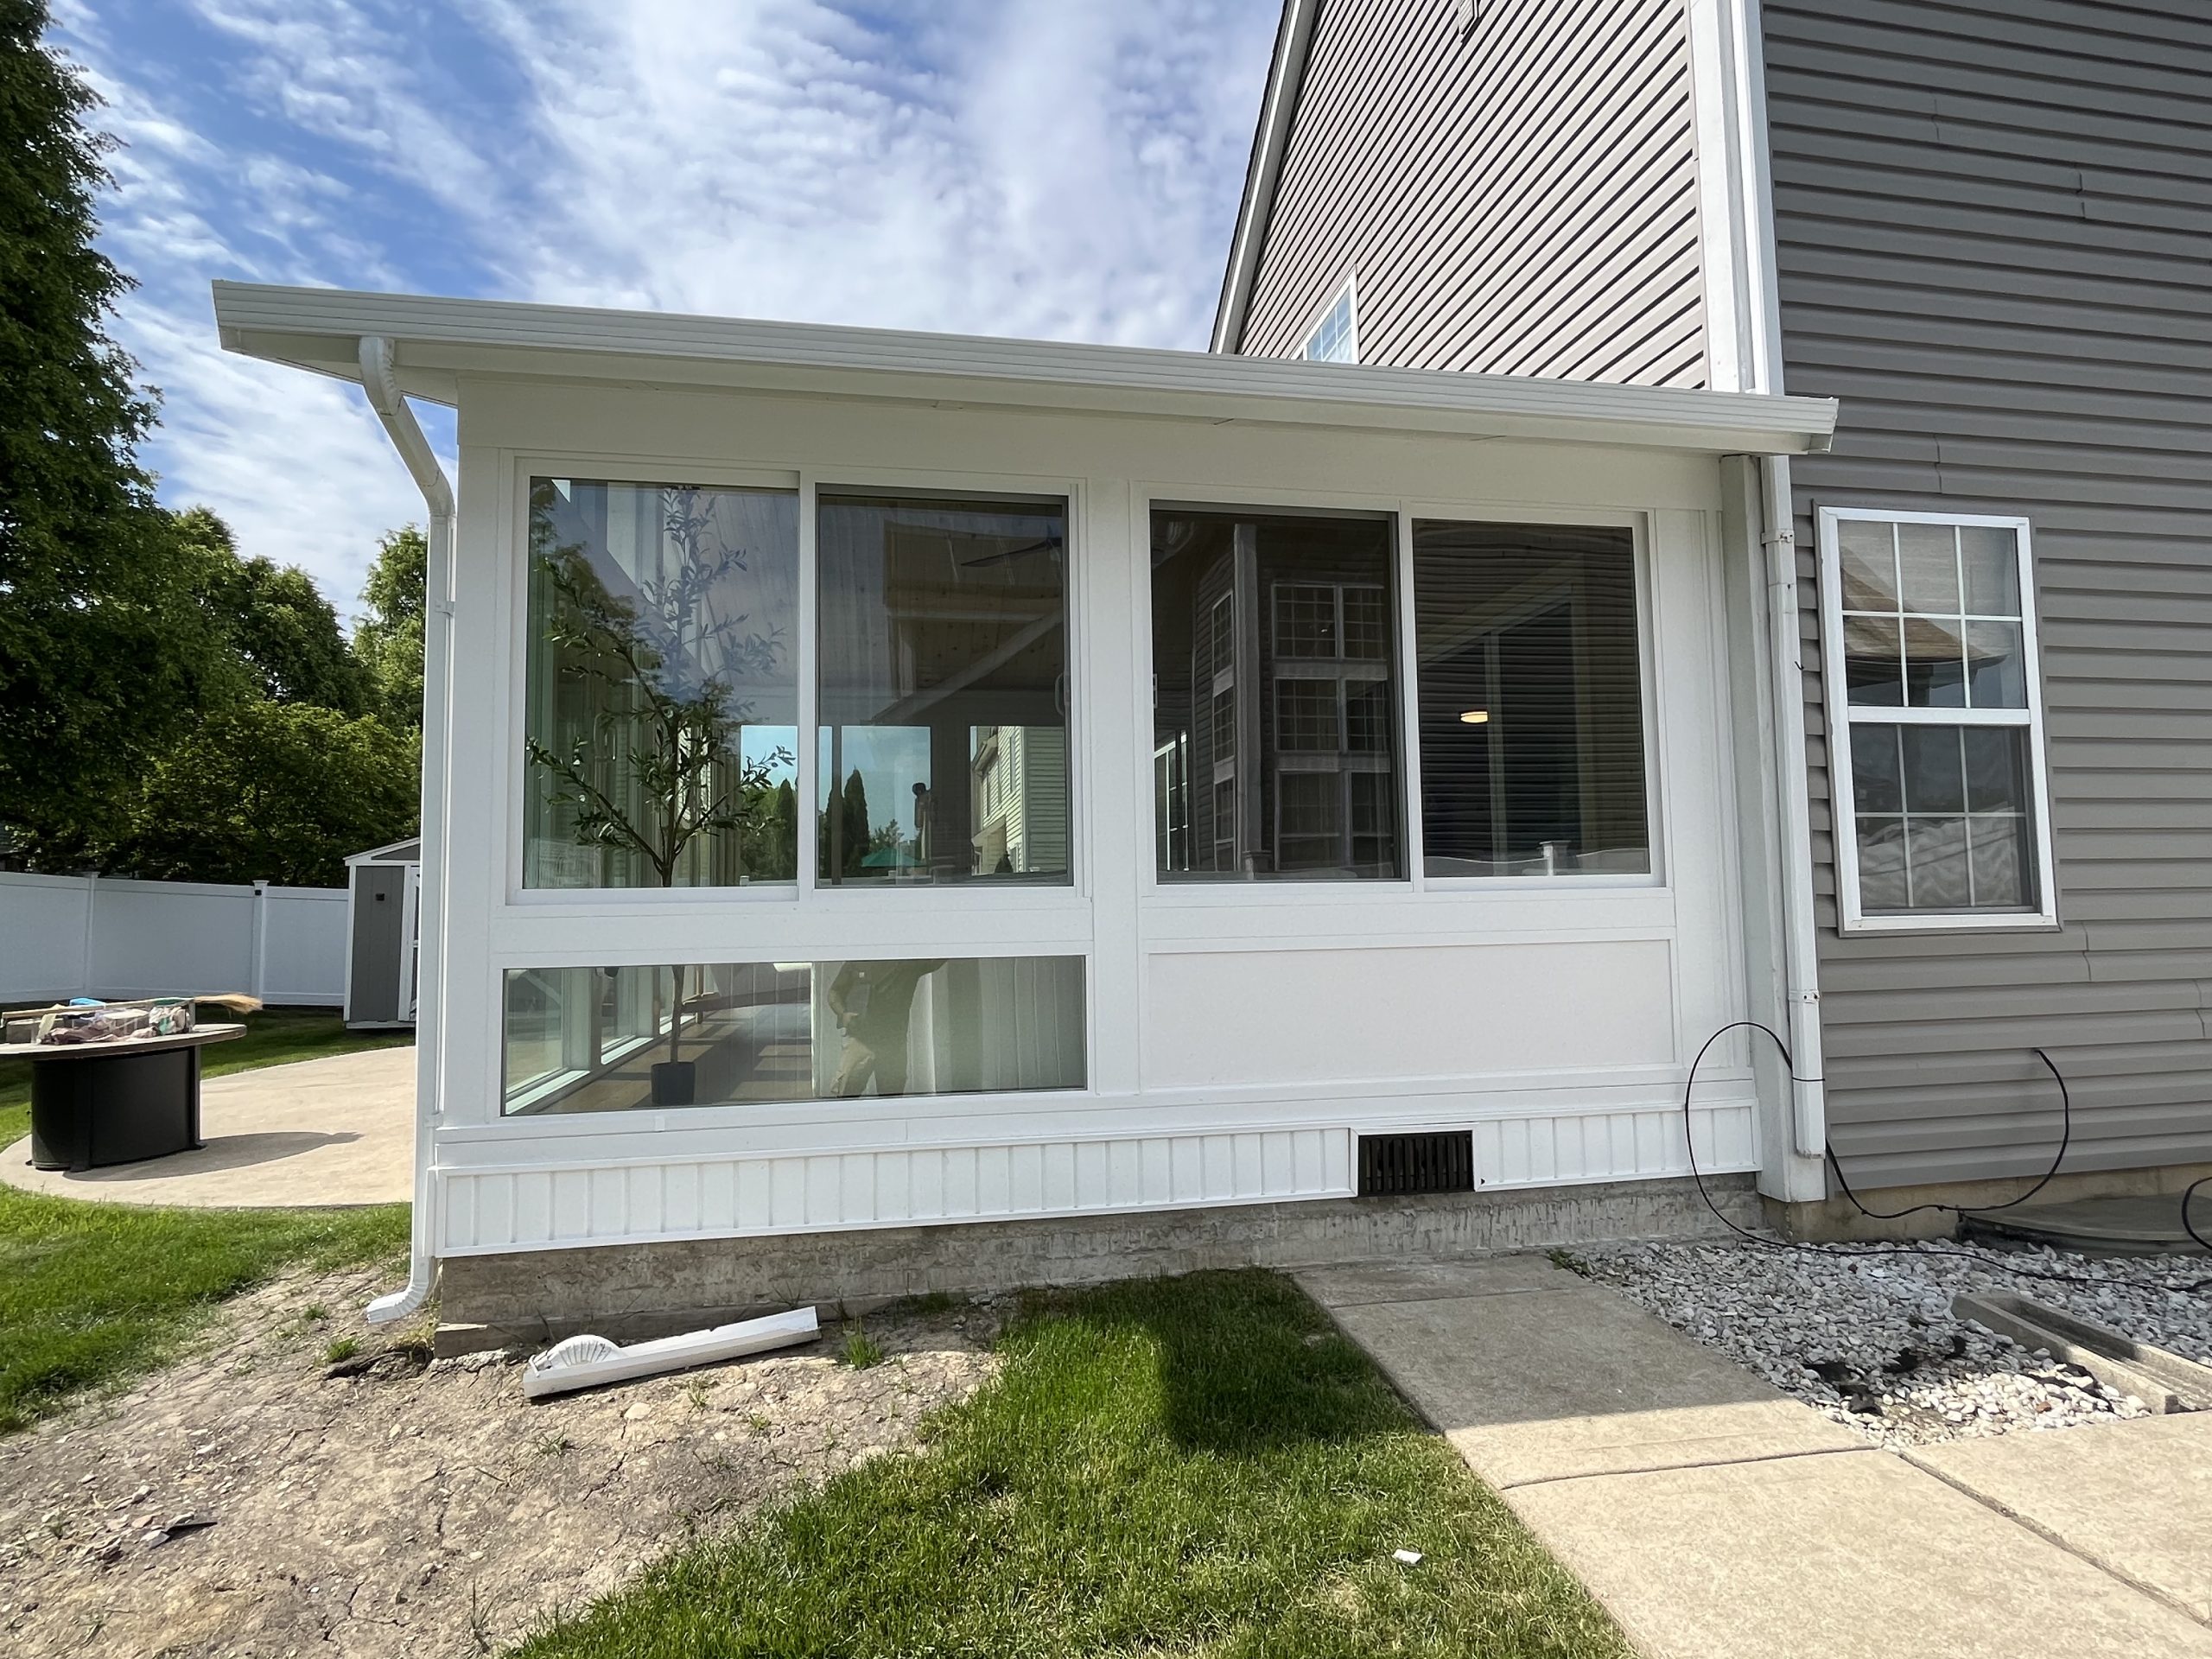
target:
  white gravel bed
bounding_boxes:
[1578,1236,2212,1448]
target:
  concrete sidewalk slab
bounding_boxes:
[0,1046,412,1208]
[1514,1443,2212,1659]
[1297,1253,1573,1305]
[1304,1263,1863,1486]
[1303,1254,2212,1658]
[1907,1412,2212,1624]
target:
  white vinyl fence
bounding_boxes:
[0,872,347,1007]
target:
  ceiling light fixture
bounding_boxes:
[1459,709,1490,725]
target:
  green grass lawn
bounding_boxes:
[515,1270,1629,1659]
[0,1007,413,1432]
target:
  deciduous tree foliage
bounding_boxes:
[0,5,419,883]
[0,1,201,856]
[176,506,371,715]
[353,524,426,732]
[111,701,419,887]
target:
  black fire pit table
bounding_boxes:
[17,1025,246,1172]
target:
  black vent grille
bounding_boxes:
[1357,1131,1475,1197]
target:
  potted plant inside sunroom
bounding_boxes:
[525,485,791,1106]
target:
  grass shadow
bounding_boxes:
[512,1268,1629,1659]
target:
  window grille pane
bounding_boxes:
[1961,527,2021,616]
[1345,680,1391,753]
[1843,613,1905,706]
[1968,815,2033,908]
[1849,724,1904,814]
[524,479,800,890]
[1274,584,1339,658]
[1901,726,1967,815]
[1838,520,1900,611]
[1152,510,1401,880]
[501,957,1086,1115]
[817,494,1069,885]
[1856,817,1910,911]
[1343,588,1389,658]
[1899,523,1961,614]
[1413,521,1649,878]
[1963,728,2030,815]
[1967,621,2027,708]
[1906,817,1972,910]
[1904,614,1967,708]
[1275,679,1339,752]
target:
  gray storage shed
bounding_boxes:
[344,838,420,1030]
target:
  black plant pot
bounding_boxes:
[650,1061,696,1106]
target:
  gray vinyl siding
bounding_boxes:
[1764,0,2212,1186]
[1234,0,1707,388]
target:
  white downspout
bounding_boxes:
[1760,454,1827,1160]
[356,334,452,1325]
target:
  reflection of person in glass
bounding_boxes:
[827,959,942,1096]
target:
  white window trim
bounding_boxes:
[1300,274,1359,364]
[1817,506,2059,934]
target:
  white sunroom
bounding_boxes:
[213,283,1836,1317]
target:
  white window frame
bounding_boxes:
[1818,506,2059,934]
[1301,275,1359,364]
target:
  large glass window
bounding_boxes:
[500,956,1085,1113]
[817,494,1069,884]
[1412,521,1649,878]
[1151,509,1402,880]
[1825,511,2052,925]
[524,479,799,888]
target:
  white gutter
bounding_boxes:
[356,334,453,1325]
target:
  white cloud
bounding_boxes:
[48,0,1276,616]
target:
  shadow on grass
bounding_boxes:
[512,1269,1629,1659]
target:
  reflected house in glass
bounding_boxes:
[214,276,1838,1335]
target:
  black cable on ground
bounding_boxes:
[1677,1020,2209,1295]
[2184,1175,2212,1257]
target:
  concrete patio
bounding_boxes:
[0,1046,413,1207]
[1300,1255,2212,1659]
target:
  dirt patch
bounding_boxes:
[0,1267,999,1656]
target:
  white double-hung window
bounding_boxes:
[1819,508,2057,931]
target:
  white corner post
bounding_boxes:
[357,334,454,1324]
[1697,0,1827,1196]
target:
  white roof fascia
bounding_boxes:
[213,282,1836,455]
[1211,0,1319,355]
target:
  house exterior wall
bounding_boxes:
[1231,0,1708,388]
[424,376,1762,1260]
[1763,0,2212,1187]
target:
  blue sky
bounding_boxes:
[47,0,1277,616]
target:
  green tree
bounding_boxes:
[105,700,418,887]
[353,524,425,731]
[173,506,369,714]
[0,3,200,858]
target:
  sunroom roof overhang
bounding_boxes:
[213,282,1837,455]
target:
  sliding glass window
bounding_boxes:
[1151,508,1402,880]
[1411,521,1649,879]
[524,478,800,888]
[817,494,1070,884]
[501,957,1086,1112]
